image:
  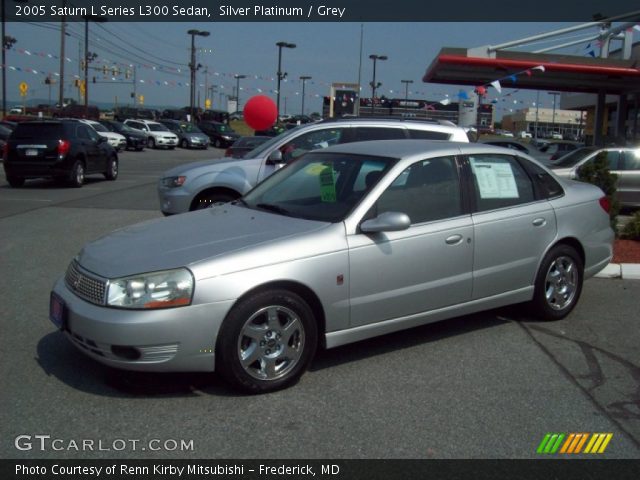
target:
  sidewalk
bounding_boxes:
[595,263,640,280]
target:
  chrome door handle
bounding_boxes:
[445,234,463,245]
[532,218,547,227]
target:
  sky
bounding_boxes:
[4,21,638,116]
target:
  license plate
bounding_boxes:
[25,149,38,156]
[49,292,67,330]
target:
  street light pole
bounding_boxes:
[234,74,246,111]
[2,0,28,119]
[549,91,561,137]
[369,54,387,114]
[401,79,413,106]
[276,41,296,119]
[83,15,106,118]
[299,75,311,116]
[188,29,210,122]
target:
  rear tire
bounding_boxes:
[529,244,583,321]
[216,289,317,393]
[7,175,25,187]
[69,160,85,188]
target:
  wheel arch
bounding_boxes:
[533,236,586,284]
[225,280,327,349]
[190,186,242,210]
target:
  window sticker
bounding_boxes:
[319,166,337,203]
[470,159,519,199]
[304,164,327,176]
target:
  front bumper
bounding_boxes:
[154,136,178,147]
[157,183,194,215]
[50,277,234,372]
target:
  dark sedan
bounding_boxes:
[99,120,146,151]
[198,121,240,148]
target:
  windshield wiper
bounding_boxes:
[255,203,290,216]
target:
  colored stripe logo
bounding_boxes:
[537,433,613,454]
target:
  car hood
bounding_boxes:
[77,204,327,279]
[98,132,125,140]
[162,156,259,177]
[183,133,209,140]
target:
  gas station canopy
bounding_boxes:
[423,47,640,95]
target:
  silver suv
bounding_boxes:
[158,118,469,214]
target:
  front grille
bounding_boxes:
[65,261,107,305]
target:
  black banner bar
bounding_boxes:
[4,0,640,22]
[2,459,640,480]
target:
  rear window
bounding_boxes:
[12,123,63,139]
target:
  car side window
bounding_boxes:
[375,156,462,224]
[583,150,621,171]
[521,159,564,199]
[408,129,450,140]
[351,127,406,141]
[86,127,101,142]
[280,128,343,163]
[76,125,91,140]
[469,154,535,211]
[621,150,640,170]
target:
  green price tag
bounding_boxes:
[319,166,337,203]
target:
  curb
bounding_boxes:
[595,263,640,280]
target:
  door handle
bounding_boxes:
[445,234,463,245]
[532,218,547,227]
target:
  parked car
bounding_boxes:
[518,131,533,139]
[197,121,240,148]
[0,120,17,132]
[113,106,155,122]
[159,118,470,214]
[224,136,271,158]
[229,111,244,121]
[550,146,640,207]
[201,109,230,124]
[53,104,100,120]
[546,142,581,161]
[158,120,210,149]
[3,119,118,187]
[124,119,178,149]
[50,140,613,393]
[78,119,126,151]
[99,120,147,151]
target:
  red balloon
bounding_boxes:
[243,95,277,131]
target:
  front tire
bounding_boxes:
[147,137,156,149]
[180,139,189,149]
[104,156,118,180]
[529,244,583,321]
[214,139,222,148]
[193,192,236,210]
[216,289,317,393]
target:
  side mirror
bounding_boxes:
[97,136,107,144]
[360,211,411,233]
[266,149,285,166]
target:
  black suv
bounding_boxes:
[3,120,118,188]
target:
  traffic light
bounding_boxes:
[80,61,85,70]
[125,70,130,79]
[93,77,96,84]
[103,65,107,75]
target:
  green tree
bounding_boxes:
[577,151,619,234]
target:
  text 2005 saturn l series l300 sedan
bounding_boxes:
[50,140,613,393]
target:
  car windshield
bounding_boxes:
[215,124,234,133]
[90,123,108,132]
[242,124,307,158]
[553,147,597,168]
[242,152,396,223]
[116,122,135,133]
[181,124,202,133]
[149,123,170,132]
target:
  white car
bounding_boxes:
[124,119,178,149]
[79,120,126,151]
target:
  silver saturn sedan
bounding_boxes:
[50,140,613,393]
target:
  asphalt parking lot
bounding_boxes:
[0,147,639,459]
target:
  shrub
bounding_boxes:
[577,151,619,234]
[621,211,640,240]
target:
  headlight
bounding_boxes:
[161,176,186,188]
[107,268,194,309]
[222,136,232,140]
